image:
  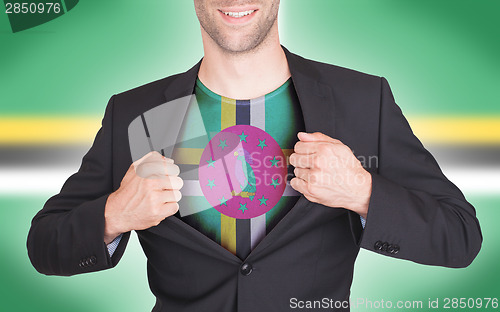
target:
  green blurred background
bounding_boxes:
[1,1,499,311]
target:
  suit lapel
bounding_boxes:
[283,46,337,136]
[157,47,337,262]
[163,60,201,102]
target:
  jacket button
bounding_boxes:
[381,242,388,252]
[374,241,382,250]
[387,244,395,254]
[240,263,253,276]
[393,245,400,254]
[79,259,87,267]
[89,256,97,265]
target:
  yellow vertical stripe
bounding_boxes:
[221,97,236,129]
[220,214,236,254]
[220,96,237,255]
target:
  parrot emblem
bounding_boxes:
[198,125,287,219]
[231,148,257,201]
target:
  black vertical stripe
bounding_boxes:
[140,114,155,152]
[236,100,250,125]
[235,99,252,259]
[140,114,151,137]
[236,218,251,260]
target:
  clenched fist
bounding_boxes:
[103,151,183,244]
[289,132,372,219]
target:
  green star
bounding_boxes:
[257,139,267,150]
[239,203,248,213]
[270,178,280,189]
[258,195,269,206]
[219,195,228,206]
[238,131,248,142]
[207,179,216,189]
[269,156,280,168]
[218,139,228,150]
[206,157,216,168]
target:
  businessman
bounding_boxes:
[27,1,482,311]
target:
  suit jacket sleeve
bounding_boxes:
[354,77,482,268]
[27,95,130,276]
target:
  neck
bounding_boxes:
[197,24,291,100]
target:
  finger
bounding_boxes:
[293,141,317,155]
[125,152,159,183]
[298,132,342,144]
[289,153,315,168]
[136,162,180,178]
[165,163,180,176]
[147,163,180,176]
[290,176,306,193]
[295,167,325,186]
[157,189,182,203]
[160,176,184,190]
[162,202,180,217]
[293,167,310,181]
[142,153,175,165]
[290,177,320,203]
[294,141,336,155]
[135,162,165,178]
[165,158,174,163]
[290,177,316,197]
[134,151,174,168]
[134,151,160,166]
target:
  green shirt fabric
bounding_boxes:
[173,77,305,259]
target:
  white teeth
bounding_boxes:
[222,10,255,18]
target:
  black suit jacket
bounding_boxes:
[27,46,482,311]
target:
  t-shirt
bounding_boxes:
[172,77,305,260]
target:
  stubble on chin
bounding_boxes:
[196,2,279,55]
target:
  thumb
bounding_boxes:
[297,132,341,144]
[134,151,173,167]
[133,151,160,167]
[127,151,173,179]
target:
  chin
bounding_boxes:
[219,35,262,54]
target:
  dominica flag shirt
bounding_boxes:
[172,77,305,260]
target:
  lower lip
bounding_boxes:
[218,10,258,24]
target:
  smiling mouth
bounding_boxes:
[219,9,257,18]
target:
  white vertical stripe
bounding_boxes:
[250,96,267,250]
[250,96,265,130]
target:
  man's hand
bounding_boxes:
[289,132,371,219]
[103,151,183,244]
